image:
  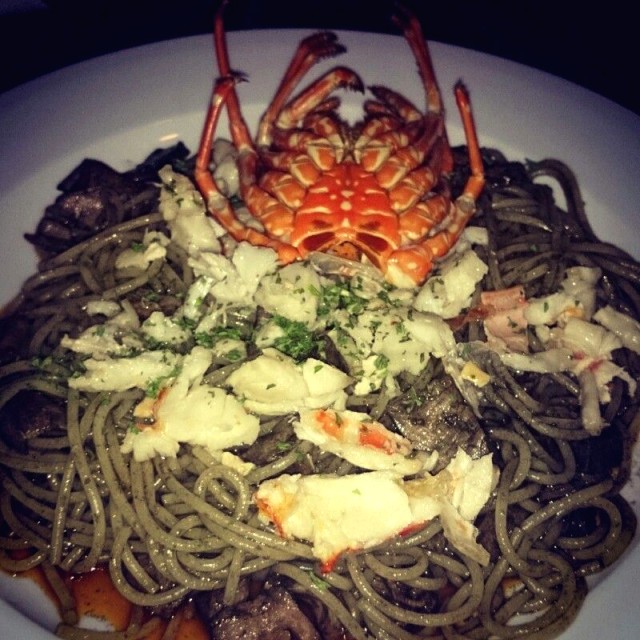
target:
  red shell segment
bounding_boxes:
[290,164,401,266]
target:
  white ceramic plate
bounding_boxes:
[1,29,639,639]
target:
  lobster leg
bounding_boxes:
[198,4,309,257]
[385,83,484,287]
[398,194,449,241]
[392,5,443,118]
[374,116,443,191]
[256,32,347,147]
[263,68,364,175]
[453,83,484,202]
[212,3,254,156]
[195,76,300,262]
[368,85,423,123]
[392,5,454,173]
[276,67,364,130]
[388,134,448,213]
[358,87,442,191]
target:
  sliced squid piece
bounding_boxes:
[294,408,435,475]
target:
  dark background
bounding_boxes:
[0,0,637,116]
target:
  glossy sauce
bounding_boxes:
[7,555,209,640]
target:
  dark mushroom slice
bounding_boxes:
[209,587,321,640]
[23,141,191,257]
[381,373,490,472]
[24,159,160,255]
[0,314,32,365]
[0,390,67,453]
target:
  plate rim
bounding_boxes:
[1,28,639,640]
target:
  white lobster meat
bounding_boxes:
[255,448,497,571]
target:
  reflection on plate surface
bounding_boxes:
[1,29,639,640]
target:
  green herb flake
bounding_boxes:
[163,179,177,195]
[316,281,367,317]
[306,570,330,591]
[405,387,424,410]
[373,353,389,370]
[272,315,320,361]
[145,365,182,398]
[30,355,53,370]
[194,332,214,348]
[226,349,243,362]
[174,316,197,331]
[128,423,141,435]
[141,335,163,351]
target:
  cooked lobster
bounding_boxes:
[195,4,484,287]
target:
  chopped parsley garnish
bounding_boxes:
[143,291,161,302]
[143,336,164,351]
[174,316,198,331]
[404,387,424,410]
[163,178,177,194]
[194,332,214,348]
[373,353,390,370]
[128,423,141,435]
[145,365,182,398]
[195,325,243,348]
[30,355,53,370]
[314,281,367,317]
[377,287,401,307]
[272,315,320,361]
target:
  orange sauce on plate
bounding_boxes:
[6,551,209,640]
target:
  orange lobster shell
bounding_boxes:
[195,4,484,287]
